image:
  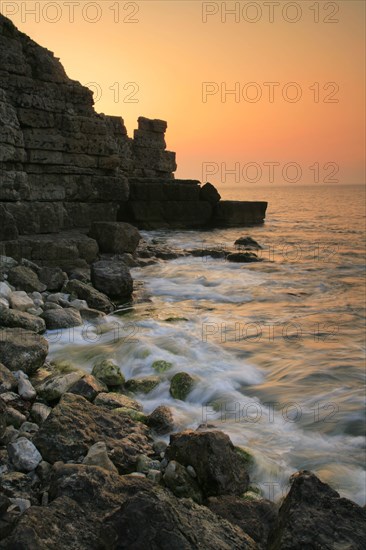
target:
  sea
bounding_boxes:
[48,183,366,505]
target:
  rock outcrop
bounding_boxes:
[0,12,267,259]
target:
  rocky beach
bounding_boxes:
[1,11,365,550]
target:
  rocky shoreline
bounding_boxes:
[1,224,365,549]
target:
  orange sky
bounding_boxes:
[2,0,365,187]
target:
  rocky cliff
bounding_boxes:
[0,13,267,259]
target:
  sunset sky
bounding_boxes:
[3,0,365,186]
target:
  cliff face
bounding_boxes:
[0,14,176,240]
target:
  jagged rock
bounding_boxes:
[41,307,83,329]
[170,372,195,401]
[7,437,42,472]
[65,280,114,313]
[200,182,221,204]
[30,403,52,424]
[0,306,46,333]
[268,470,366,550]
[33,393,153,472]
[0,364,17,394]
[91,260,133,300]
[89,222,141,254]
[125,376,160,394]
[147,405,174,434]
[0,328,48,374]
[82,441,118,473]
[8,291,34,312]
[68,374,107,401]
[208,495,278,549]
[166,430,250,497]
[36,371,84,402]
[94,392,142,411]
[91,359,125,387]
[7,266,45,293]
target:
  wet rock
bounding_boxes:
[33,393,153,472]
[0,364,17,394]
[208,495,278,549]
[166,430,250,497]
[268,470,366,550]
[234,236,262,250]
[69,299,88,310]
[68,373,107,401]
[89,221,141,254]
[38,266,67,291]
[0,306,46,334]
[147,405,174,434]
[94,392,142,411]
[170,372,195,401]
[92,359,125,387]
[227,252,260,263]
[41,307,83,329]
[152,359,173,373]
[30,403,52,424]
[111,407,147,423]
[65,280,114,313]
[17,372,36,400]
[163,460,203,503]
[0,328,48,374]
[8,291,34,312]
[83,441,118,473]
[80,307,106,323]
[200,182,221,204]
[36,371,84,402]
[91,260,133,300]
[7,266,46,293]
[125,376,160,394]
[8,437,42,472]
[136,454,161,474]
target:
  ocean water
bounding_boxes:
[48,184,366,504]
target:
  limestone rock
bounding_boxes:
[30,402,52,424]
[0,364,17,394]
[166,430,250,497]
[92,359,125,387]
[8,291,34,312]
[91,260,133,300]
[94,392,142,411]
[200,182,221,204]
[36,371,84,402]
[41,307,83,330]
[17,372,36,401]
[82,441,118,473]
[65,280,114,313]
[0,306,46,334]
[68,373,107,401]
[38,266,67,291]
[125,376,160,394]
[163,460,203,503]
[7,266,45,293]
[0,328,48,374]
[147,405,174,434]
[89,222,141,254]
[7,437,42,472]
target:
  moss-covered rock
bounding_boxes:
[112,407,148,423]
[92,360,125,387]
[152,360,173,373]
[235,447,254,469]
[170,372,195,401]
[125,376,160,394]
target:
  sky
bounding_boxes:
[2,0,365,188]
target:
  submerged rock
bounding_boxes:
[268,470,366,550]
[169,372,195,401]
[166,430,250,497]
[92,359,125,387]
[234,236,262,250]
[227,252,260,263]
[125,376,160,394]
[152,359,173,373]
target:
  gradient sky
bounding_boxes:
[3,0,365,187]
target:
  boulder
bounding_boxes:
[0,328,48,374]
[89,222,141,254]
[7,437,42,472]
[92,359,125,387]
[94,392,142,411]
[234,236,262,250]
[68,374,107,401]
[91,260,133,300]
[41,308,83,330]
[268,470,366,550]
[147,405,174,434]
[200,182,221,204]
[226,252,260,263]
[65,280,114,313]
[38,266,67,291]
[166,430,250,497]
[163,460,203,503]
[33,393,153,472]
[208,495,278,549]
[213,201,268,227]
[36,371,84,402]
[170,372,195,401]
[152,359,173,373]
[30,402,52,424]
[17,372,36,401]
[0,306,46,334]
[0,282,12,301]
[7,266,45,293]
[8,291,34,312]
